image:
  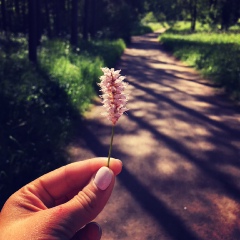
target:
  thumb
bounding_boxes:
[48,166,114,237]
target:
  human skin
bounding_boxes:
[0,158,122,240]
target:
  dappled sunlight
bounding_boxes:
[190,101,212,108]
[96,177,167,240]
[131,108,155,118]
[128,99,157,111]
[115,130,157,158]
[156,158,195,176]
[216,165,240,182]
[212,195,239,223]
[197,141,215,151]
[187,193,240,239]
[207,115,223,121]
[157,160,177,175]
[69,31,240,240]
[194,125,212,137]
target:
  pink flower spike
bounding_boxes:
[98,67,128,125]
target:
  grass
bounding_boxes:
[130,12,170,36]
[39,40,102,113]
[0,35,125,207]
[160,22,240,100]
[78,39,126,68]
[131,20,169,36]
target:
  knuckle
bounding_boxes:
[75,188,98,215]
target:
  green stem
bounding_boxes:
[107,125,115,167]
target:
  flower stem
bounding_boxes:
[107,125,115,167]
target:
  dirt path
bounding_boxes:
[68,32,240,240]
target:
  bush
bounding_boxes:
[39,40,103,112]
[0,35,125,207]
[131,13,169,36]
[78,39,126,69]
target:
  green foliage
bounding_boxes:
[78,39,126,68]
[0,37,76,207]
[148,22,170,31]
[94,1,143,44]
[147,0,240,31]
[0,35,125,207]
[131,12,169,36]
[132,22,169,36]
[160,22,240,100]
[131,23,153,36]
[141,12,158,23]
[39,40,103,113]
[167,21,211,33]
[168,21,240,33]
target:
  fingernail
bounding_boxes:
[91,222,102,239]
[94,167,113,190]
[116,159,123,166]
[85,222,102,240]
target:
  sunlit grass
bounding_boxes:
[131,12,169,36]
[169,21,211,32]
[78,39,126,68]
[39,40,103,112]
[131,22,169,35]
[160,22,240,100]
[148,22,169,31]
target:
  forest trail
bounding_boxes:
[68,31,240,240]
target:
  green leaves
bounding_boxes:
[0,35,125,207]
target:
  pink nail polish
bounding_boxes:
[94,167,113,190]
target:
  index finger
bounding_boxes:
[27,158,122,207]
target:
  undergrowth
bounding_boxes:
[0,35,125,207]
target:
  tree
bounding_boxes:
[189,0,198,31]
[43,0,52,38]
[0,0,7,32]
[21,0,28,33]
[28,0,38,62]
[70,0,78,46]
[82,0,89,40]
[220,0,239,30]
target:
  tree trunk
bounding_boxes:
[190,0,197,32]
[0,0,7,31]
[28,0,38,63]
[54,0,61,36]
[220,0,235,30]
[44,0,52,38]
[89,0,97,38]
[14,0,20,31]
[36,0,41,45]
[71,0,78,46]
[14,0,20,19]
[21,0,27,33]
[82,0,89,40]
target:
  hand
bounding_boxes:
[0,158,122,240]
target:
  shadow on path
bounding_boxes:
[74,119,200,240]
[69,32,240,239]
